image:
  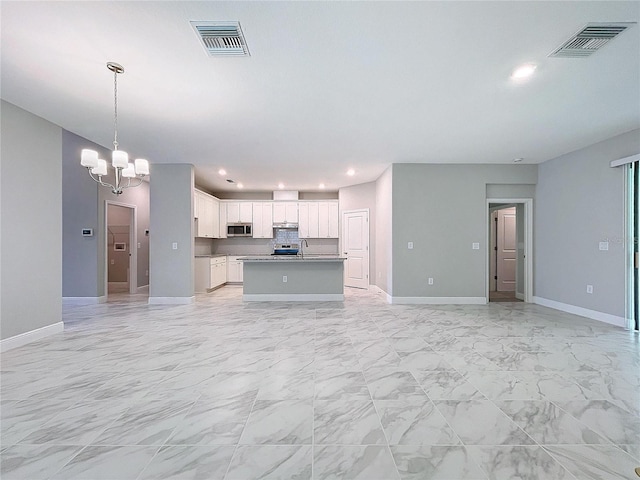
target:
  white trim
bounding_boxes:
[389,296,486,305]
[243,293,344,302]
[515,292,525,301]
[610,153,640,168]
[486,198,533,303]
[148,296,195,305]
[533,296,626,328]
[1,322,64,352]
[63,296,107,305]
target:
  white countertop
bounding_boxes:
[239,255,346,262]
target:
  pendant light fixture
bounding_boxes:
[80,62,149,195]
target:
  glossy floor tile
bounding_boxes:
[1,286,639,479]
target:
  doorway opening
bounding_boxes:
[105,201,137,296]
[486,199,533,303]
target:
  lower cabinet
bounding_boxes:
[195,256,227,292]
[227,256,244,283]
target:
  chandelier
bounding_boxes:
[80,62,149,195]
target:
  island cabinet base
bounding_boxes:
[242,259,345,302]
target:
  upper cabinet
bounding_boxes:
[227,202,253,223]
[252,202,273,238]
[299,201,338,238]
[194,189,220,238]
[273,202,298,224]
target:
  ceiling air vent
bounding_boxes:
[191,21,250,56]
[549,23,635,58]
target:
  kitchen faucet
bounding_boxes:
[300,239,309,259]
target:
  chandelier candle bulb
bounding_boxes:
[92,159,108,176]
[81,149,99,168]
[134,159,149,175]
[112,150,129,169]
[121,163,136,178]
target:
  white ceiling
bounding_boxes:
[2,1,638,193]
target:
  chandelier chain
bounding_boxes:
[113,69,118,151]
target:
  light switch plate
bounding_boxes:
[472,243,480,250]
[408,242,414,250]
[599,242,609,251]
[172,242,178,250]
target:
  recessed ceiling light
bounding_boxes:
[347,169,355,176]
[511,64,537,80]
[218,169,227,176]
[513,157,524,163]
[319,183,325,189]
[237,183,243,189]
[278,183,285,189]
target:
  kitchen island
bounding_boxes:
[239,256,346,301]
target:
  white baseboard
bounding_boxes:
[243,294,344,302]
[389,296,486,305]
[515,292,525,300]
[533,296,627,328]
[137,285,149,294]
[63,296,107,305]
[1,322,64,352]
[148,296,195,305]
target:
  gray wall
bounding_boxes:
[62,129,150,297]
[535,129,640,317]
[339,181,377,284]
[149,164,195,299]
[62,130,101,297]
[1,101,62,339]
[391,164,537,298]
[375,167,393,294]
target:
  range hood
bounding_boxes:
[273,222,298,229]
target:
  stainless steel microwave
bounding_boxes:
[227,223,252,237]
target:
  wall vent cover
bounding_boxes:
[549,23,635,58]
[191,21,250,56]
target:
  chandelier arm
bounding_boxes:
[122,177,144,190]
[87,168,117,191]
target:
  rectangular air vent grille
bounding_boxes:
[549,23,635,58]
[191,21,250,56]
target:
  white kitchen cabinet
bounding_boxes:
[219,202,227,238]
[298,202,319,238]
[195,256,227,292]
[318,201,339,238]
[210,256,227,289]
[273,202,298,224]
[298,201,338,238]
[252,202,273,238]
[226,202,253,223]
[227,256,244,283]
[194,190,220,238]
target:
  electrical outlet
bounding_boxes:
[110,259,115,265]
[472,243,480,250]
[428,277,434,285]
[145,270,149,276]
[172,242,178,250]
[586,285,593,294]
[283,275,288,283]
[408,242,414,250]
[599,242,609,251]
[138,242,141,249]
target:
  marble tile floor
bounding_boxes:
[1,285,639,480]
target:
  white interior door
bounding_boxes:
[497,207,516,291]
[342,209,369,289]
